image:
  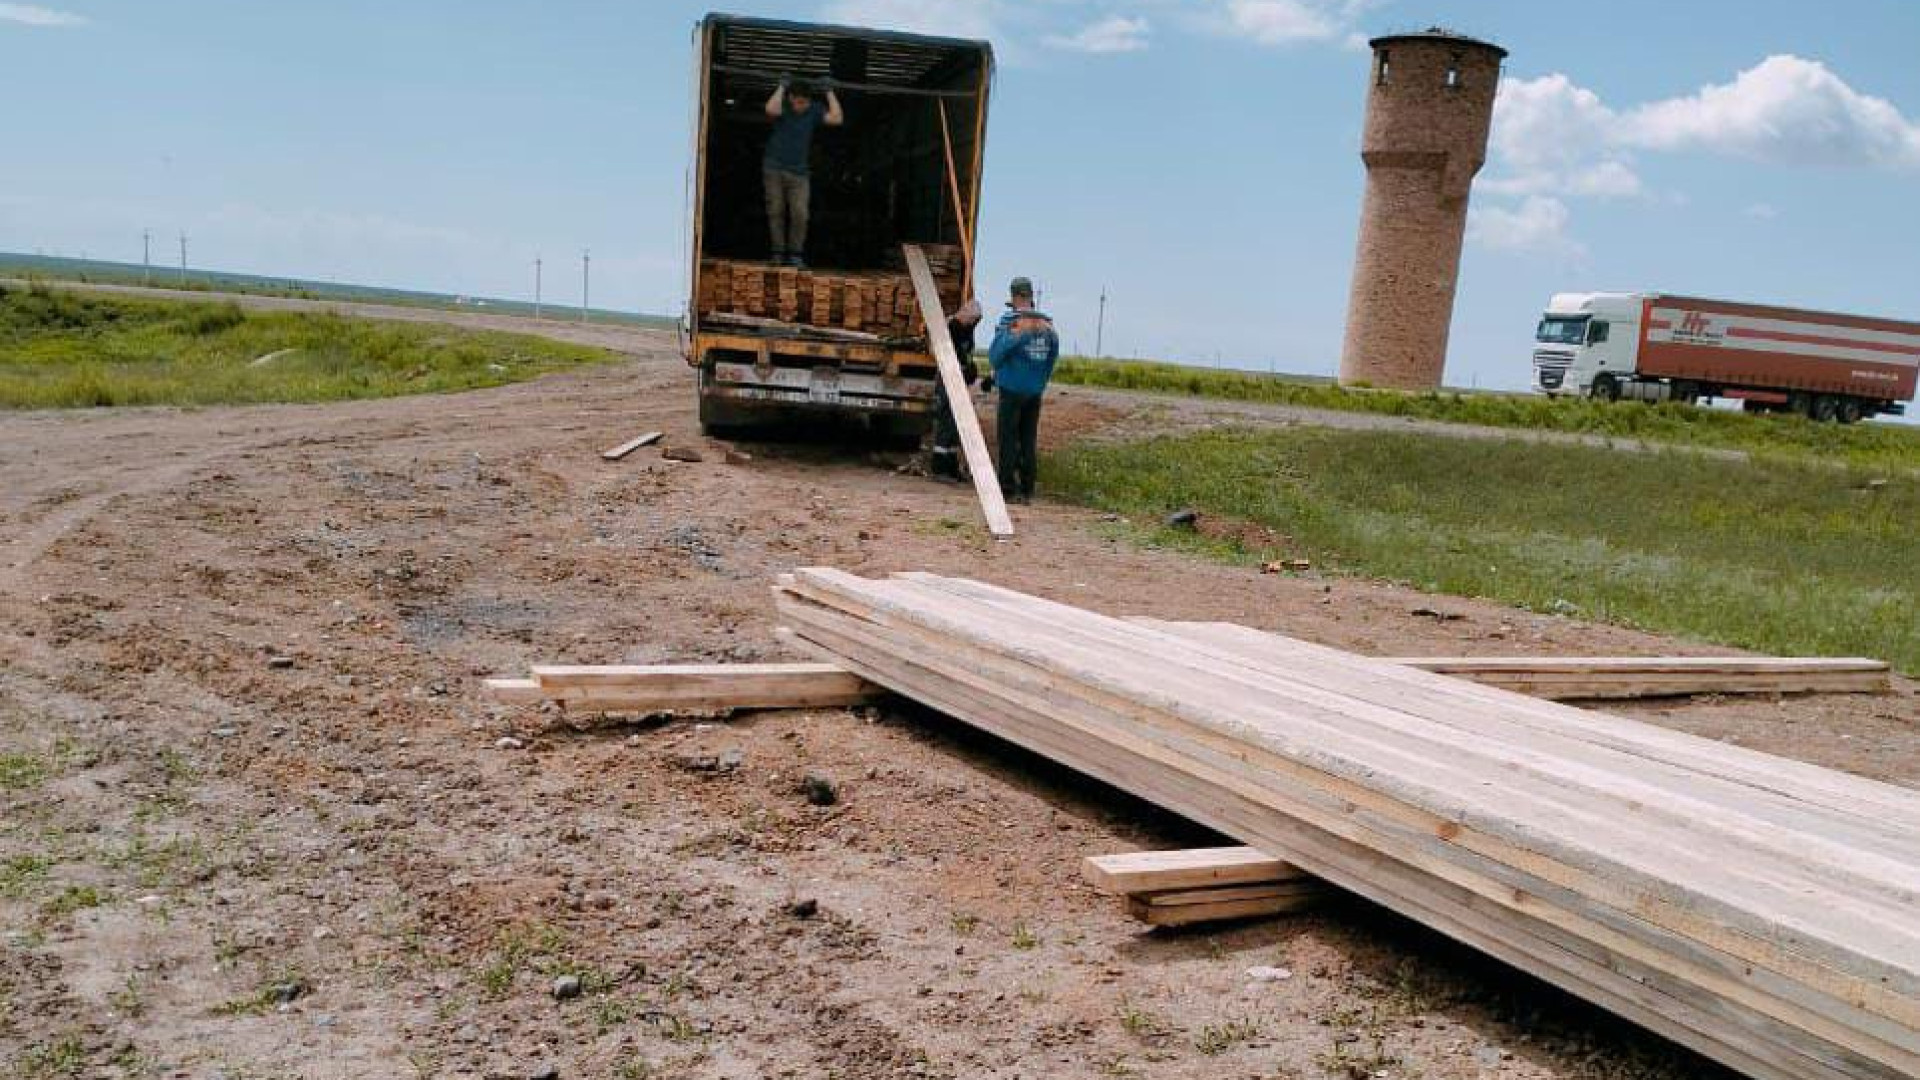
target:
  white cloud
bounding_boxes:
[1473,54,1920,254]
[1045,15,1150,54]
[0,3,87,26]
[1744,202,1781,220]
[1620,54,1920,170]
[1467,195,1582,256]
[1226,0,1341,44]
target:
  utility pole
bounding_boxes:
[1095,288,1108,357]
[142,229,152,286]
[580,249,591,324]
[534,257,543,319]
[177,232,188,284]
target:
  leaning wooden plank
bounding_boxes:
[1127,891,1320,927]
[600,431,663,460]
[778,572,1920,1080]
[1083,846,1303,894]
[771,587,1850,1080]
[902,244,1013,539]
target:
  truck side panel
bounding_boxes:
[1638,298,1920,403]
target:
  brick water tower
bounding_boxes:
[1339,30,1506,390]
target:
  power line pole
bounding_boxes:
[580,249,591,324]
[1095,288,1108,357]
[534,257,543,320]
[142,229,152,286]
[177,232,188,284]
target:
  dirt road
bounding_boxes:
[2,314,1912,1079]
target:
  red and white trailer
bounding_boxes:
[1532,292,1918,422]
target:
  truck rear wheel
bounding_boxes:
[1835,398,1863,424]
[1589,374,1621,402]
[1811,395,1840,423]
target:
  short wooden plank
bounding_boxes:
[1083,846,1303,894]
[1126,891,1320,927]
[530,662,861,689]
[903,244,1013,539]
[1140,880,1329,907]
[600,431,663,460]
[482,677,546,704]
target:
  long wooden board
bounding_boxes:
[1383,655,1891,699]
[773,570,1920,1080]
[485,663,882,712]
[903,244,1013,539]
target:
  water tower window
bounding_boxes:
[1445,54,1461,88]
[1377,50,1391,85]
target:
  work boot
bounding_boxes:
[771,249,786,266]
[788,253,807,270]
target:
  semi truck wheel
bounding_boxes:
[1811,395,1839,423]
[1835,398,1863,424]
[1589,374,1621,402]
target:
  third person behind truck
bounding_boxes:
[987,276,1060,504]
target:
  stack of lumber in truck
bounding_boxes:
[697,254,962,339]
[483,663,879,714]
[1084,846,1329,927]
[1377,654,1892,700]
[774,569,1920,1080]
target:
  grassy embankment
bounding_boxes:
[1046,425,1919,673]
[1053,356,1920,472]
[0,284,621,408]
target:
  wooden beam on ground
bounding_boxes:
[600,430,663,460]
[484,662,883,713]
[1083,846,1303,893]
[1125,881,1326,927]
[1381,655,1891,699]
[903,244,1013,539]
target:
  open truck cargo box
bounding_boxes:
[685,14,992,435]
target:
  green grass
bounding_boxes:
[1052,356,1920,472]
[0,283,621,409]
[1046,426,1920,674]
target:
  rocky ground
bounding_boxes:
[1,312,1912,1080]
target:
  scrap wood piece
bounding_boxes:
[485,662,883,713]
[600,431,663,460]
[1125,888,1322,928]
[1083,845,1305,894]
[903,244,1013,539]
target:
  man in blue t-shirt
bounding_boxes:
[986,276,1060,503]
[762,77,843,268]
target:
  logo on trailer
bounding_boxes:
[1672,309,1721,345]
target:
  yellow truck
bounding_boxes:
[684,13,992,442]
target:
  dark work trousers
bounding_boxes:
[995,390,1044,497]
[931,380,964,478]
[762,167,810,258]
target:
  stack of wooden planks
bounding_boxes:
[774,569,1920,1080]
[483,662,880,714]
[1378,654,1892,700]
[1084,846,1328,927]
[696,257,962,339]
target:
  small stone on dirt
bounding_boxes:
[551,974,582,1000]
[495,736,526,751]
[1409,606,1464,621]
[266,655,295,669]
[1245,965,1292,981]
[801,772,838,806]
[786,897,819,918]
[717,747,745,772]
[724,448,753,465]
[529,1067,561,1080]
[271,980,307,1004]
[661,446,704,463]
[1164,509,1199,528]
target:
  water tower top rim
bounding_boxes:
[1368,29,1506,59]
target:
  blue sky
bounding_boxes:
[5,0,1920,392]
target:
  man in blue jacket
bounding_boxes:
[986,276,1060,503]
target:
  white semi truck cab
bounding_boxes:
[1531,292,1641,398]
